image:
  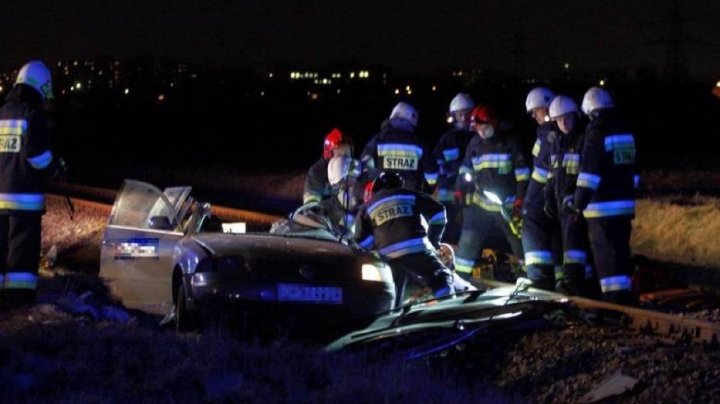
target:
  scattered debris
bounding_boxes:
[579,370,639,403]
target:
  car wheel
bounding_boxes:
[175,283,196,332]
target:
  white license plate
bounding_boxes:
[277,283,343,304]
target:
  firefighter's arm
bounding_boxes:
[422,194,447,248]
[353,209,375,250]
[303,160,326,204]
[423,149,439,190]
[455,143,475,199]
[360,136,379,180]
[574,126,603,210]
[512,138,530,201]
[543,169,558,218]
[26,109,66,182]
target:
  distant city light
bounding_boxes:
[337,89,341,94]
[309,92,318,100]
[716,81,720,87]
[75,82,82,90]
[599,79,606,86]
[268,72,274,78]
[157,94,165,102]
[432,85,437,92]
[0,85,3,93]
[564,62,570,70]
[394,88,400,95]
[350,72,356,79]
[260,91,265,96]
[124,88,130,95]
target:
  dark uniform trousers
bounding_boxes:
[388,251,454,308]
[559,211,600,297]
[522,209,561,290]
[0,213,42,307]
[588,216,633,302]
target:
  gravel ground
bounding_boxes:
[13,197,719,402]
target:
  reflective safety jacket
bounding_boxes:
[354,188,446,259]
[0,87,54,213]
[432,127,473,203]
[546,127,585,211]
[457,131,529,212]
[573,109,638,218]
[525,121,556,210]
[361,123,438,191]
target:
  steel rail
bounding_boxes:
[46,183,283,225]
[478,278,720,345]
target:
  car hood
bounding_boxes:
[326,286,566,352]
[190,232,363,260]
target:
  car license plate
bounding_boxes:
[277,283,342,304]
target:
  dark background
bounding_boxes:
[0,0,718,190]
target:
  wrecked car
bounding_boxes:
[99,180,395,332]
[326,283,566,358]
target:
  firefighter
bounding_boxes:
[568,87,638,305]
[544,95,597,297]
[432,93,475,243]
[361,102,438,192]
[454,105,529,280]
[522,87,563,291]
[354,171,454,308]
[303,128,360,228]
[0,61,59,308]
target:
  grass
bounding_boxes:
[632,196,720,270]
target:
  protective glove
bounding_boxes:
[543,200,558,219]
[454,190,464,205]
[511,197,524,220]
[562,195,580,215]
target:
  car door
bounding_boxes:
[99,180,188,315]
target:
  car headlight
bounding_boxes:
[362,262,393,283]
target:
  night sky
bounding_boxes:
[1,1,719,78]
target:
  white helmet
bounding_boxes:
[581,87,614,115]
[549,95,579,120]
[327,156,352,186]
[15,60,54,100]
[449,93,475,113]
[525,87,555,113]
[390,102,418,128]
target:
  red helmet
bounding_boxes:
[470,105,499,130]
[323,128,347,159]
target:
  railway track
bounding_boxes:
[47,182,282,225]
[479,278,720,345]
[47,182,720,345]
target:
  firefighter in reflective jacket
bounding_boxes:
[522,87,563,291]
[455,105,529,279]
[0,61,57,308]
[432,93,475,243]
[568,87,639,305]
[544,95,598,298]
[361,102,438,192]
[303,128,360,230]
[354,172,454,308]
